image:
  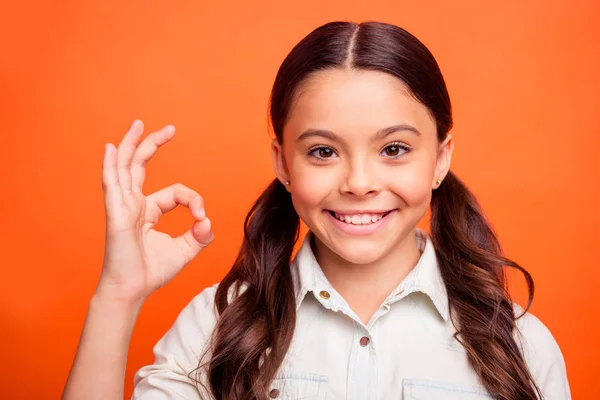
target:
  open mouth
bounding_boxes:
[326,209,395,225]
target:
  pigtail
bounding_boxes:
[207,178,299,399]
[431,171,543,399]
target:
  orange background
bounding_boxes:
[1,1,598,398]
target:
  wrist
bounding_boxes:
[92,283,148,311]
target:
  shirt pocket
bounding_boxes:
[402,378,492,400]
[269,372,328,400]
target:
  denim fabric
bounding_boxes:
[132,229,571,400]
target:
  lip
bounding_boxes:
[329,209,393,215]
[324,209,397,236]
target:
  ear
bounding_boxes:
[271,139,291,191]
[434,134,454,189]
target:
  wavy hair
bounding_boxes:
[196,21,542,400]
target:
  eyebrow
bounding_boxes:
[296,124,421,143]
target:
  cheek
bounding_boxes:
[290,178,328,212]
[388,163,434,206]
[288,157,334,211]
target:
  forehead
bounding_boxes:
[284,68,436,141]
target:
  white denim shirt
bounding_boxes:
[132,228,571,399]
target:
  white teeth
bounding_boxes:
[333,212,387,225]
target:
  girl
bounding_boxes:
[63,21,570,400]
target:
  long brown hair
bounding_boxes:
[200,21,542,400]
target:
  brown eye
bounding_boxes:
[381,143,410,159]
[319,148,334,158]
[309,147,337,159]
[384,145,400,157]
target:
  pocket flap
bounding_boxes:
[403,378,492,400]
[270,372,328,399]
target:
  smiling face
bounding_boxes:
[272,68,453,265]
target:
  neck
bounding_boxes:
[312,229,422,324]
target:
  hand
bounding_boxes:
[97,120,213,303]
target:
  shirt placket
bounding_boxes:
[346,318,379,400]
[348,287,407,400]
[313,287,379,399]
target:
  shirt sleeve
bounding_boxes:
[131,284,219,400]
[514,306,571,400]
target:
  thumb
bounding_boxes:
[176,217,214,260]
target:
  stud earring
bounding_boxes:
[285,181,290,186]
[436,179,441,185]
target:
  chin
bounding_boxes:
[328,240,388,265]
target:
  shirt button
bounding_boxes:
[319,290,331,300]
[269,388,280,398]
[360,336,370,346]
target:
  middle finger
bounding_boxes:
[130,124,176,193]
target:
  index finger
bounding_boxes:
[146,183,206,223]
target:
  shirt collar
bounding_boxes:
[290,228,450,322]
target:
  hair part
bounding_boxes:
[198,20,542,400]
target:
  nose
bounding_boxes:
[341,159,380,197]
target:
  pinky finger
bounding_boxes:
[102,143,123,207]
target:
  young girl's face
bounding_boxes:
[273,68,453,265]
